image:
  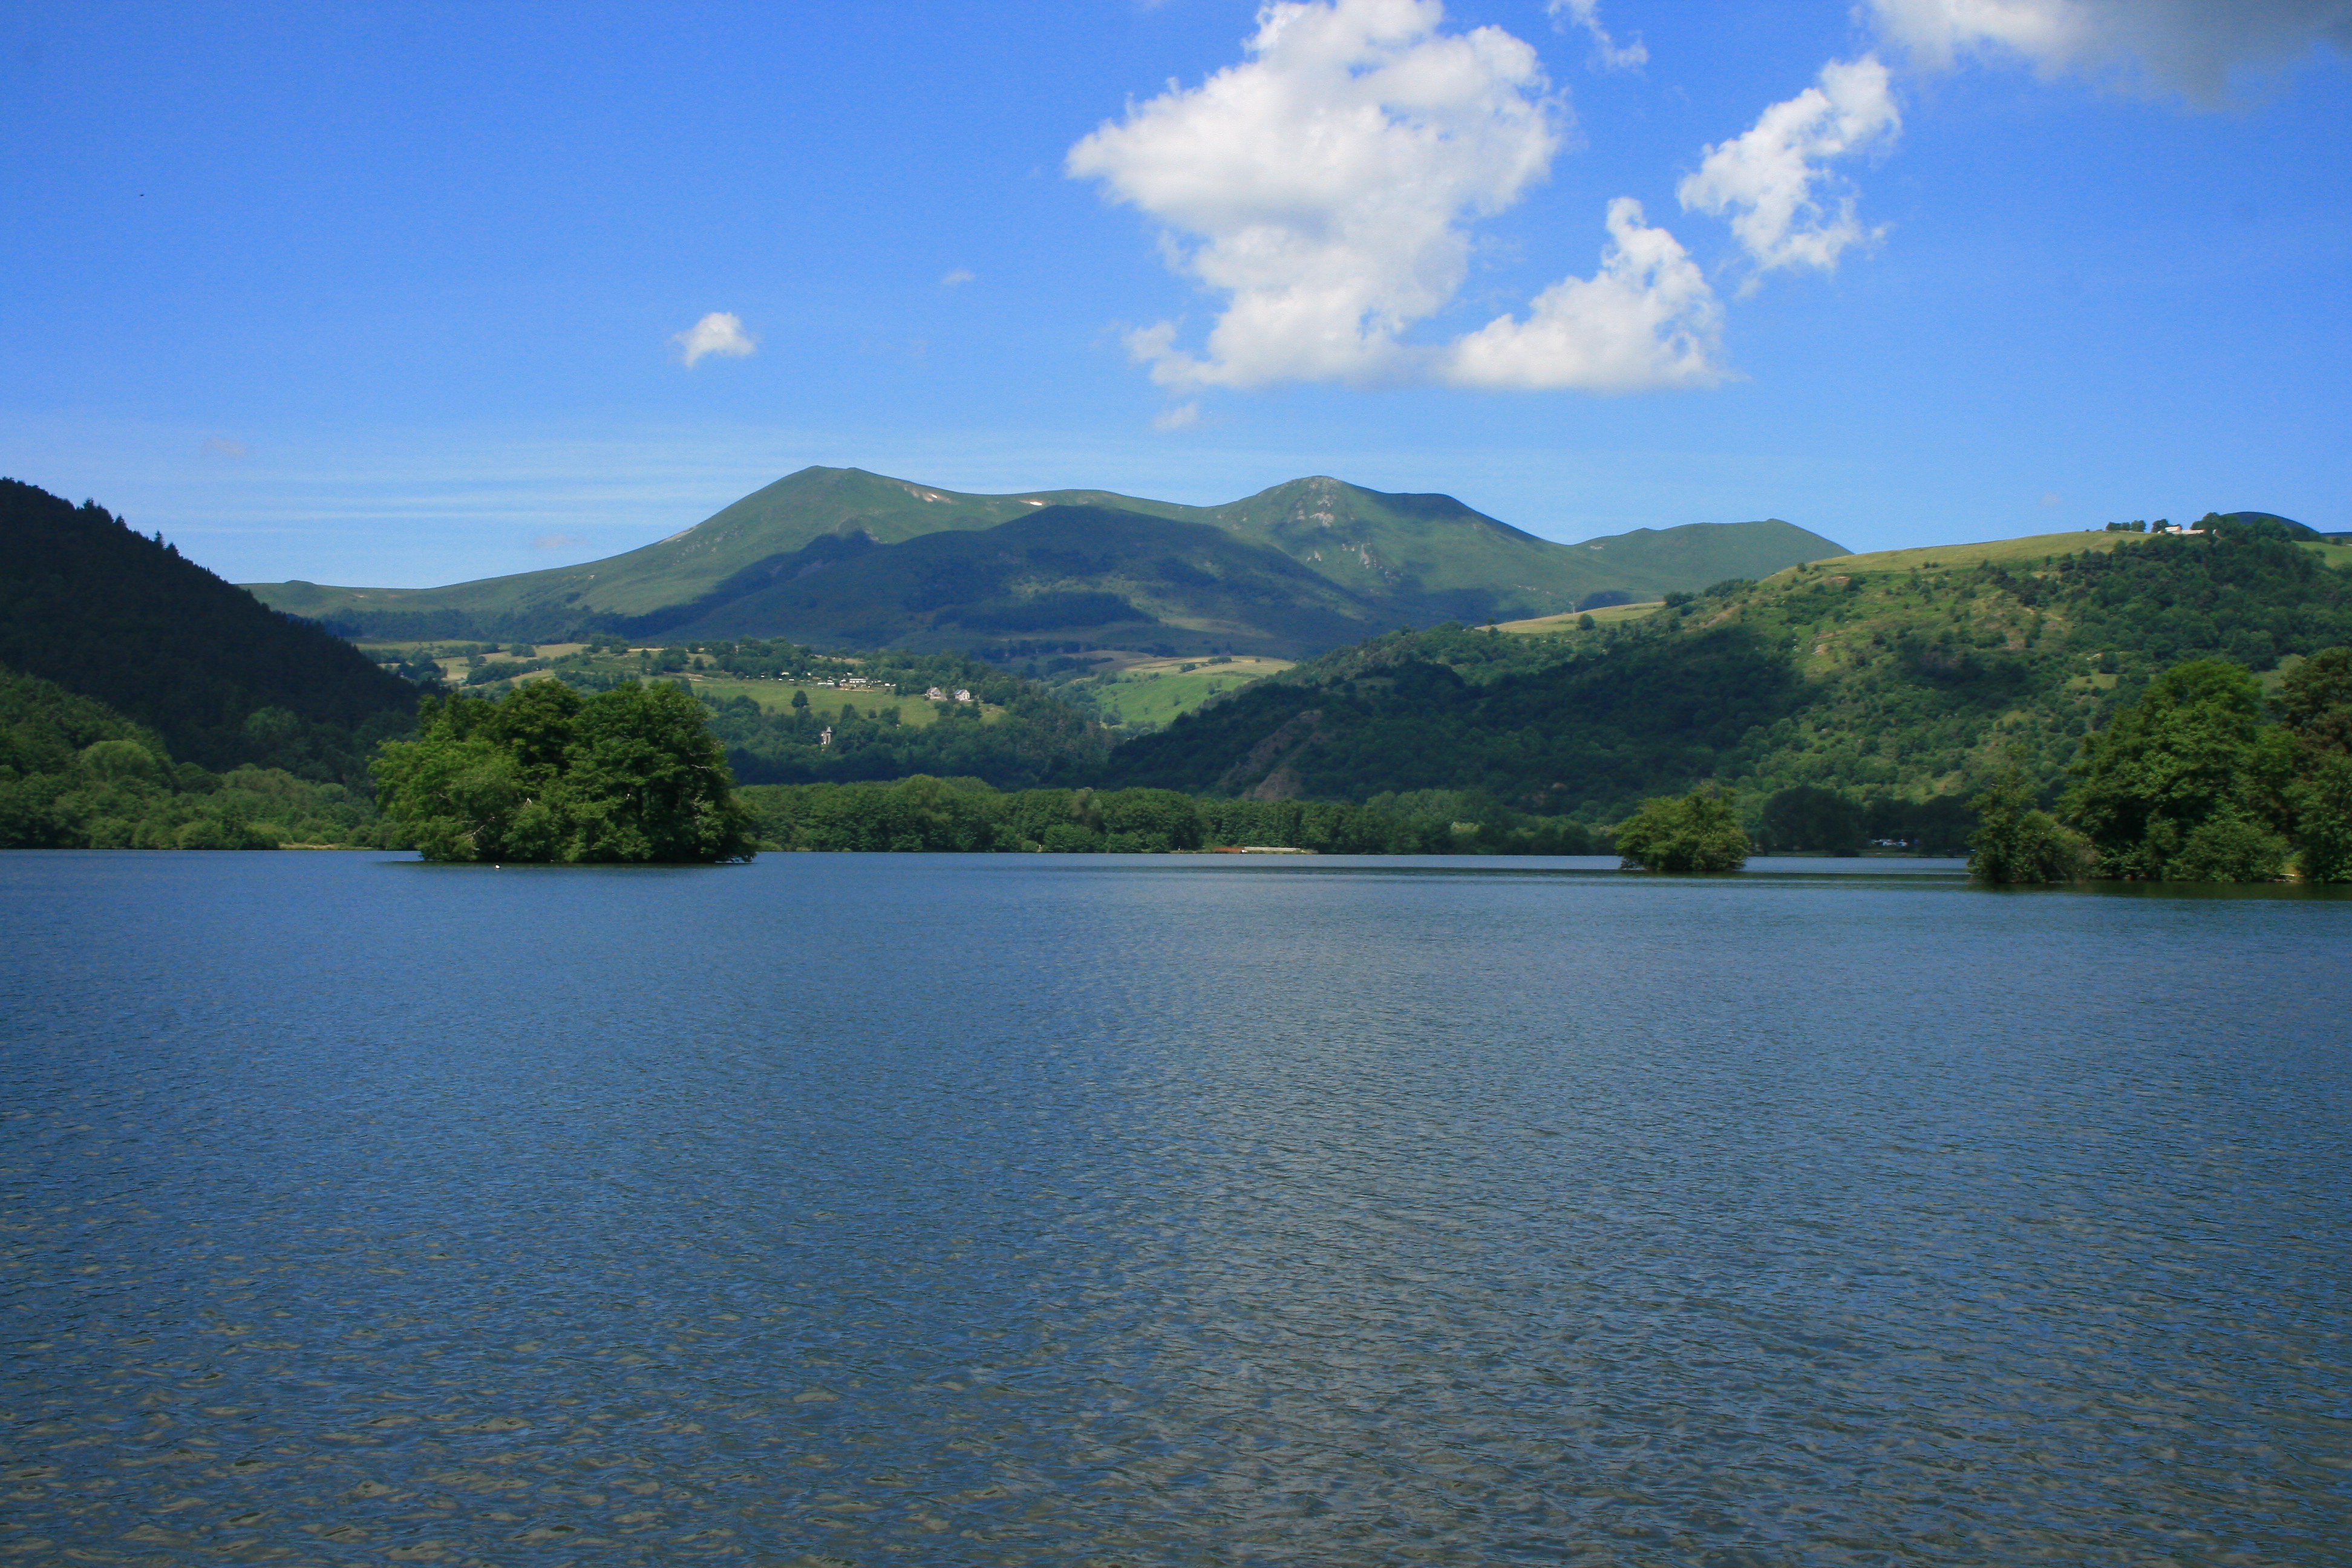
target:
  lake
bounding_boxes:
[2,851,2347,1565]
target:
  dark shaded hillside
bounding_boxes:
[0,481,419,776]
[632,506,1391,655]
[1099,516,2352,821]
[1103,628,1797,815]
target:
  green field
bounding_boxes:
[1795,530,2152,577]
[1496,600,1665,635]
[1088,656,1292,727]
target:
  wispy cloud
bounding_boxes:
[1547,0,1647,71]
[671,311,757,367]
[532,532,583,550]
[940,268,976,287]
[1867,0,2351,102]
[1069,0,1720,396]
[1678,56,1901,281]
[200,437,249,459]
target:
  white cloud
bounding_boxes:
[1677,56,1900,277]
[1068,0,1718,395]
[1068,0,1561,389]
[1153,401,1203,431]
[671,312,757,367]
[940,268,976,287]
[200,437,249,459]
[532,532,583,550]
[1443,200,1723,390]
[1548,0,1647,70]
[1867,0,2351,101]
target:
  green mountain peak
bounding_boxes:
[246,467,1849,653]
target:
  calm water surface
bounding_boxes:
[1,851,2347,1566]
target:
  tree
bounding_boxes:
[373,681,757,863]
[1612,786,1748,873]
[2062,659,2282,880]
[1967,768,2088,884]
[2276,647,2352,880]
[2289,754,2352,883]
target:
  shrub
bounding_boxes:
[1968,770,2089,884]
[1613,786,1748,873]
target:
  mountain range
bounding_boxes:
[247,468,1848,656]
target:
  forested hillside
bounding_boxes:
[0,480,420,777]
[1101,518,2352,837]
[0,667,390,849]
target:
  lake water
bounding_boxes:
[2,851,2348,1566]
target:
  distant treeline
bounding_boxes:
[736,776,1604,855]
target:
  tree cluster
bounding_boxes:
[1969,649,2352,883]
[0,667,390,849]
[373,681,757,863]
[1611,786,1749,873]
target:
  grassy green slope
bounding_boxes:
[247,466,1851,637]
[1097,518,2352,817]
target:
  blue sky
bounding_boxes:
[4,0,2346,586]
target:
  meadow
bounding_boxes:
[1084,655,1294,728]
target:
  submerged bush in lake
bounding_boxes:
[1967,769,2090,884]
[1612,786,1748,874]
[373,681,757,864]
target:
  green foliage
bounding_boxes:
[0,480,420,780]
[1612,787,1748,874]
[1089,525,2352,850]
[702,652,1111,791]
[1967,769,2089,884]
[2042,647,2352,882]
[373,681,757,863]
[1104,625,1797,817]
[2287,756,2352,884]
[2062,660,2274,879]
[1757,785,1863,853]
[2279,646,2352,754]
[736,777,1602,856]
[0,665,389,848]
[2167,813,2290,883]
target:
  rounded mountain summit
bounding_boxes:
[247,468,1848,658]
